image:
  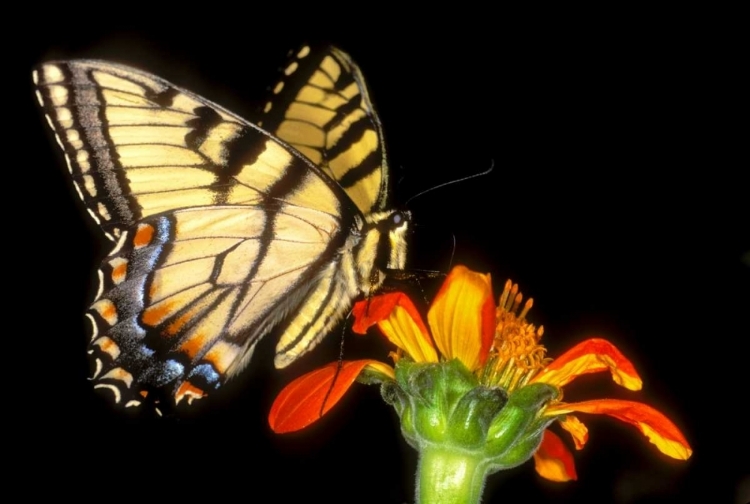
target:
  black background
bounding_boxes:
[17,8,747,503]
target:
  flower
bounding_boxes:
[269,265,692,485]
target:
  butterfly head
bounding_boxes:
[354,209,411,292]
[383,209,411,271]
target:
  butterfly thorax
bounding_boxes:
[272,208,410,369]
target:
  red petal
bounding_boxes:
[479,290,495,366]
[545,399,693,460]
[534,430,578,482]
[269,360,382,433]
[352,293,419,333]
[558,415,589,450]
[352,292,437,363]
[533,338,643,391]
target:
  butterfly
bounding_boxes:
[34,45,410,409]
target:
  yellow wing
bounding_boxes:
[33,59,358,241]
[259,46,389,215]
[34,53,408,411]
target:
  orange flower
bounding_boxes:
[270,266,493,433]
[269,266,692,482]
[270,267,494,429]
[481,275,692,481]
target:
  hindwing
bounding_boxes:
[34,47,404,409]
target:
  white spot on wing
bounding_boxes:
[65,154,76,176]
[95,269,104,300]
[101,368,134,388]
[110,231,129,255]
[297,46,311,58]
[97,202,111,221]
[94,383,122,403]
[82,175,97,197]
[42,65,65,84]
[66,129,83,149]
[85,312,99,340]
[285,61,299,76]
[54,133,64,151]
[91,357,102,379]
[48,85,69,106]
[56,107,73,128]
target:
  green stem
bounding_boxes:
[416,444,490,504]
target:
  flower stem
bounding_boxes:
[416,444,490,504]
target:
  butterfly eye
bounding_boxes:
[392,212,408,227]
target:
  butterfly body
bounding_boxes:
[34,47,409,408]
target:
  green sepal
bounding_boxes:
[490,415,557,470]
[382,358,560,480]
[486,383,558,458]
[393,359,481,445]
[447,386,507,448]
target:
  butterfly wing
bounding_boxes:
[34,59,366,407]
[259,46,390,215]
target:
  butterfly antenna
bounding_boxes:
[319,310,353,417]
[448,233,456,270]
[405,159,494,205]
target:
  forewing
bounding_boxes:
[259,46,389,215]
[33,59,358,241]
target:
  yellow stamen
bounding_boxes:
[519,298,533,320]
[485,280,549,391]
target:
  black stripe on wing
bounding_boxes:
[35,60,366,238]
[259,45,389,215]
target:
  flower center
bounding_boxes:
[483,280,549,392]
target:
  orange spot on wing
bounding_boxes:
[165,306,201,336]
[174,381,206,405]
[142,302,175,327]
[95,337,120,358]
[134,224,154,249]
[101,367,134,388]
[180,332,208,359]
[148,281,159,299]
[203,350,225,373]
[93,299,118,325]
[203,343,236,374]
[112,262,128,283]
